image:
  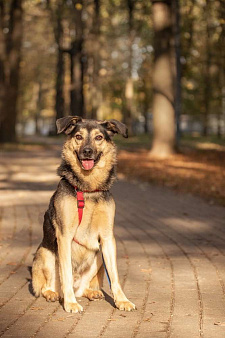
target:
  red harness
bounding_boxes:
[73,186,112,288]
[73,187,101,245]
[76,190,85,225]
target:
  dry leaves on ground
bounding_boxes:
[118,148,225,206]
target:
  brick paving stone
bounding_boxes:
[0,149,225,338]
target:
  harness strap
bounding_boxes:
[73,186,111,288]
[76,190,85,225]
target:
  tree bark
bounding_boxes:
[150,0,176,157]
[0,0,23,143]
[0,1,6,124]
[202,0,211,136]
[124,0,135,133]
[219,1,225,139]
[173,0,181,146]
[70,1,84,117]
[91,0,100,119]
[47,0,65,133]
[55,48,65,121]
[55,2,65,125]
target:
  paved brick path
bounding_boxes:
[0,148,225,338]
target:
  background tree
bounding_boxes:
[0,0,224,145]
[0,0,23,143]
[173,0,182,144]
[70,0,85,117]
[150,0,176,157]
[124,0,135,132]
[47,0,65,130]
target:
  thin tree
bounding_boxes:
[150,0,176,157]
[0,0,23,143]
[202,0,211,136]
[47,0,65,132]
[173,0,181,145]
[124,0,135,132]
[91,0,101,119]
[54,1,65,124]
[218,0,225,138]
[70,0,85,117]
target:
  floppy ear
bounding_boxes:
[100,119,128,138]
[56,116,82,135]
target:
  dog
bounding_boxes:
[32,116,136,313]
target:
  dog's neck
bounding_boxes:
[57,160,116,191]
[57,145,117,191]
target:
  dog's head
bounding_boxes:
[56,116,127,172]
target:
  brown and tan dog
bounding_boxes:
[32,116,136,313]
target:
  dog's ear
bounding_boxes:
[99,119,128,138]
[56,116,82,135]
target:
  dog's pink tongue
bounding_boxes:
[82,160,94,170]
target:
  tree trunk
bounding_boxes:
[70,1,84,117]
[91,0,100,119]
[218,0,225,139]
[150,0,176,157]
[0,0,23,143]
[124,0,135,133]
[55,48,65,121]
[202,0,211,137]
[173,0,181,146]
[47,0,65,132]
[0,1,6,125]
[55,2,65,125]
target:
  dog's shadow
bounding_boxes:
[27,266,35,296]
[102,290,116,308]
[27,265,115,308]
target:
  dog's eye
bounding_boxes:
[95,135,103,141]
[75,134,83,140]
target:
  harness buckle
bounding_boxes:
[77,199,85,209]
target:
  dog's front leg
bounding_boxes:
[101,236,136,311]
[57,236,83,313]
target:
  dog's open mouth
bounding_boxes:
[81,159,95,170]
[76,152,102,171]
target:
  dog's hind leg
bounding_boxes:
[89,263,104,290]
[32,246,59,302]
[83,263,105,301]
[76,253,104,301]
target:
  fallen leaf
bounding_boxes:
[141,268,152,273]
[214,322,225,326]
[144,318,152,322]
[119,314,126,317]
[30,306,44,311]
[7,262,17,266]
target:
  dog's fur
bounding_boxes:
[32,116,136,313]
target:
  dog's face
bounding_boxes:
[56,116,128,171]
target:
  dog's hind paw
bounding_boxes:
[64,302,83,313]
[85,289,105,301]
[115,300,136,311]
[43,290,59,302]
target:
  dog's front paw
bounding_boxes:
[115,300,136,311]
[64,302,83,313]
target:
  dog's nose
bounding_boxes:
[83,147,93,158]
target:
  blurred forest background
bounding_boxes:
[1,1,225,147]
[0,0,225,204]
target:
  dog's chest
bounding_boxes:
[73,199,101,251]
